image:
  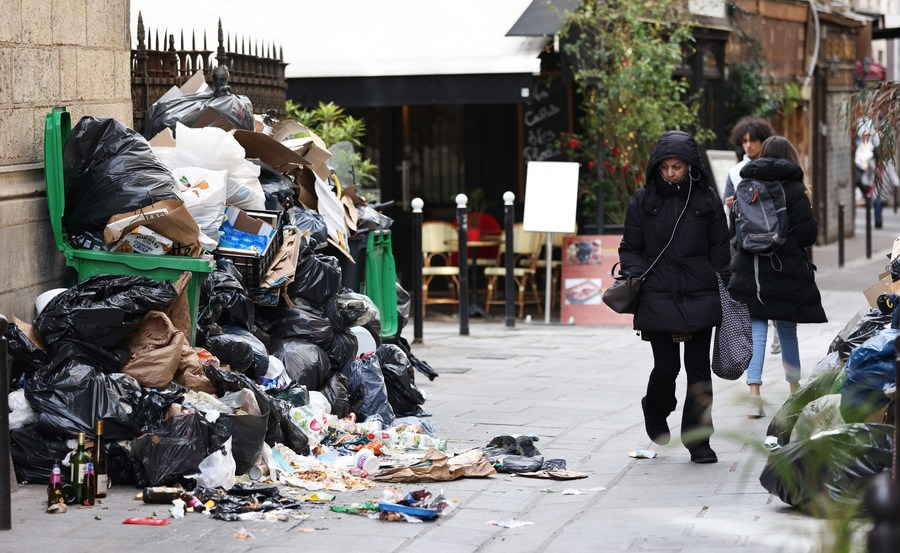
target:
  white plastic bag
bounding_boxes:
[173,166,227,251]
[189,437,237,489]
[9,389,36,429]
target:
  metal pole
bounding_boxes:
[456,194,469,336]
[411,198,424,344]
[0,314,11,530]
[838,203,845,268]
[544,233,553,325]
[866,196,873,259]
[503,191,515,328]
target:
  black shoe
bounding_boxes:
[689,444,718,464]
[641,397,670,445]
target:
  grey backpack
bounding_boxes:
[733,178,789,254]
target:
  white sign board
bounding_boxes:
[523,161,579,233]
[705,149,738,201]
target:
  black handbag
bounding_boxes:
[602,179,692,315]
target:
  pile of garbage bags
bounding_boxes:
[760,305,897,515]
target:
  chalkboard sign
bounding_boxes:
[523,77,568,163]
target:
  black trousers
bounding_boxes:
[644,327,714,449]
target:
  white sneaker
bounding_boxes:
[747,396,766,419]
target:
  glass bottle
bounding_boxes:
[47,460,64,507]
[70,432,90,504]
[92,420,108,498]
[82,461,96,506]
[142,486,185,504]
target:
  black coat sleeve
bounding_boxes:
[787,183,817,248]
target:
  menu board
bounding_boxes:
[523,77,568,163]
[560,235,633,325]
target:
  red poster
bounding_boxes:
[560,235,633,325]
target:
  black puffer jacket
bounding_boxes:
[727,158,826,323]
[619,131,731,333]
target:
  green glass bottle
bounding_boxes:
[70,432,90,503]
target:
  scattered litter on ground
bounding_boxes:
[628,449,657,459]
[487,518,535,528]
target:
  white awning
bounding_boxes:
[131,0,546,79]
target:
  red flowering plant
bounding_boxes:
[555,132,645,226]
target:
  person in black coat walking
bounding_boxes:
[619,131,731,464]
[727,136,826,418]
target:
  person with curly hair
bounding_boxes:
[723,117,776,210]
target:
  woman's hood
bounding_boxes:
[740,157,804,182]
[644,130,710,189]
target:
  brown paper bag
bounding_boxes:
[104,199,202,257]
[122,311,185,388]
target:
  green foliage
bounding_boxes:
[283,100,377,187]
[559,0,713,225]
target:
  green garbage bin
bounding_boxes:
[363,230,398,338]
[44,107,214,344]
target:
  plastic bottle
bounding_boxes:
[398,431,447,451]
[356,420,382,435]
[368,428,398,444]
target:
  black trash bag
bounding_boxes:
[10,424,72,484]
[363,319,383,349]
[203,325,269,378]
[4,321,49,389]
[261,302,334,349]
[142,66,254,139]
[766,368,841,446]
[828,308,892,361]
[386,335,439,381]
[203,364,309,455]
[253,160,297,213]
[288,247,342,306]
[342,353,394,425]
[63,116,181,236]
[377,344,426,417]
[759,423,894,515]
[840,329,899,423]
[269,338,330,391]
[266,381,310,407]
[320,372,351,419]
[194,484,303,521]
[25,357,143,440]
[328,330,358,373]
[213,412,268,475]
[198,259,255,333]
[69,230,108,251]
[133,385,187,434]
[482,435,544,474]
[131,411,212,487]
[284,206,328,248]
[355,204,393,231]
[35,274,178,372]
[107,440,146,487]
[334,291,379,329]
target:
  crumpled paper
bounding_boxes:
[373,448,495,483]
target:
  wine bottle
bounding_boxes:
[92,420,108,498]
[142,486,185,504]
[47,460,64,507]
[70,432,90,504]
[82,461,96,506]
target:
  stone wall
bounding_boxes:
[0,0,132,322]
[825,92,856,243]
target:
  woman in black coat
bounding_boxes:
[727,136,826,418]
[619,131,731,464]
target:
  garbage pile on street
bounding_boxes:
[759,244,899,516]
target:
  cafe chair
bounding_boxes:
[483,223,543,319]
[421,221,461,316]
[468,211,502,268]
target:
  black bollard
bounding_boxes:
[894,186,898,215]
[411,198,424,343]
[503,191,515,328]
[866,196,873,259]
[456,194,469,336]
[838,203,845,268]
[0,314,10,530]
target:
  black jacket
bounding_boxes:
[727,157,826,323]
[619,131,731,333]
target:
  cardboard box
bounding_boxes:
[231,129,310,180]
[863,272,891,308]
[272,120,333,182]
[220,205,276,251]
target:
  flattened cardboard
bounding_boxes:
[864,272,892,308]
[148,127,176,147]
[231,130,311,176]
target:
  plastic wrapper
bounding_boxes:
[35,274,178,372]
[203,365,309,455]
[10,424,73,483]
[378,344,426,417]
[335,291,379,328]
[8,389,36,429]
[840,329,899,423]
[828,308,892,361]
[320,372,351,419]
[25,357,143,440]
[328,330,358,373]
[266,382,310,407]
[790,394,845,443]
[269,338,331,391]
[284,206,328,248]
[355,204,393,231]
[203,326,269,378]
[63,116,181,236]
[198,259,255,333]
[131,411,212,486]
[766,369,841,446]
[142,67,254,139]
[254,160,297,213]
[342,353,394,425]
[260,302,334,349]
[288,248,342,306]
[759,423,894,515]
